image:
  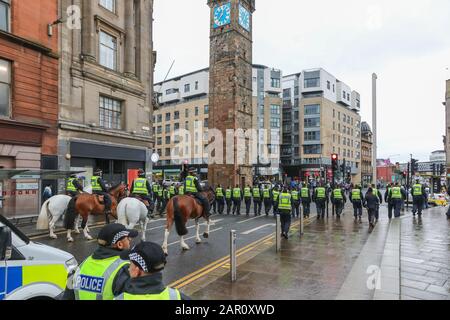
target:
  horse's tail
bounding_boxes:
[117,202,129,226]
[36,200,50,230]
[173,197,188,236]
[63,197,78,230]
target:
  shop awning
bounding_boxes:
[0,169,86,180]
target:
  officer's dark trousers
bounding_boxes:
[197,194,210,217]
[244,198,252,216]
[302,200,310,217]
[334,200,344,216]
[232,199,241,215]
[279,210,292,235]
[412,198,424,216]
[226,199,232,214]
[291,201,300,218]
[67,191,78,198]
[388,202,394,219]
[161,199,168,214]
[264,199,272,215]
[352,202,362,217]
[368,208,376,224]
[216,197,225,214]
[212,199,217,214]
[393,199,402,217]
[272,202,278,216]
[253,200,262,216]
[316,200,325,218]
[94,192,111,211]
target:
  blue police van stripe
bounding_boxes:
[7,267,23,294]
[0,267,6,298]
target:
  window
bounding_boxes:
[259,118,264,128]
[271,78,280,88]
[195,81,199,90]
[327,81,330,90]
[185,109,189,117]
[304,117,320,128]
[99,96,122,129]
[184,84,190,93]
[165,149,170,157]
[157,114,162,123]
[270,118,280,129]
[338,112,341,120]
[270,105,280,115]
[343,114,346,122]
[347,93,350,100]
[185,121,189,130]
[157,137,162,145]
[259,105,265,115]
[157,126,162,134]
[204,105,209,114]
[333,84,335,92]
[283,88,291,99]
[294,123,299,132]
[0,0,10,32]
[333,109,335,118]
[195,107,199,116]
[99,31,117,70]
[304,131,320,141]
[165,124,171,133]
[173,111,179,120]
[294,111,299,120]
[165,112,171,121]
[174,123,180,130]
[0,59,11,117]
[343,91,346,99]
[204,119,208,128]
[333,122,335,130]
[294,86,299,96]
[99,0,115,12]
[304,104,320,115]
[333,134,335,143]
[304,145,322,155]
[294,135,300,144]
[165,136,171,144]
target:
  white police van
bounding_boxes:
[0,214,78,300]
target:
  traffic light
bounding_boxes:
[331,154,338,172]
[439,164,446,176]
[431,163,436,176]
[411,159,419,174]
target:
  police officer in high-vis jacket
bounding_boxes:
[388,182,406,218]
[291,187,301,219]
[66,174,83,197]
[114,242,189,300]
[91,169,112,215]
[130,169,153,217]
[331,185,347,219]
[215,184,225,215]
[412,179,426,217]
[263,185,272,216]
[184,168,210,217]
[278,187,292,239]
[314,183,328,220]
[300,184,311,218]
[350,185,363,222]
[252,184,263,216]
[63,224,138,300]
[244,185,252,216]
[225,186,233,215]
[232,184,242,215]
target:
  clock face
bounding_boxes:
[239,3,250,31]
[213,2,231,29]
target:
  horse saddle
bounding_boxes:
[95,194,105,205]
[133,195,150,207]
[187,194,203,206]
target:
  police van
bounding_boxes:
[0,214,78,300]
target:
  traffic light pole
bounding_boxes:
[406,162,410,209]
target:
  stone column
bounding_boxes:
[81,0,96,62]
[124,0,136,78]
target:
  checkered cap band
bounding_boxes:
[129,252,148,273]
[112,231,130,245]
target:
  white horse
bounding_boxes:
[36,195,82,239]
[117,197,150,241]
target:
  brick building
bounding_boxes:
[0,0,59,217]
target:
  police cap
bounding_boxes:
[97,224,138,247]
[121,241,167,273]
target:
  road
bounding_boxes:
[28,206,308,285]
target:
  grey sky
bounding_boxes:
[153,0,450,163]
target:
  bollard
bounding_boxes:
[276,214,281,252]
[230,230,237,282]
[300,212,304,237]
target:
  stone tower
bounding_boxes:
[207,0,256,188]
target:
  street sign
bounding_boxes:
[16,183,39,190]
[11,175,40,180]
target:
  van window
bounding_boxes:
[0,215,29,247]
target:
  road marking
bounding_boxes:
[29,220,107,240]
[241,224,276,235]
[237,215,265,224]
[145,219,224,232]
[167,228,223,247]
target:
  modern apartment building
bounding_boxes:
[0,0,59,217]
[57,0,155,190]
[153,65,282,180]
[361,121,373,186]
[282,68,362,183]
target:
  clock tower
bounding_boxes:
[207,0,256,187]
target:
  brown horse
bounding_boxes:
[162,188,215,255]
[64,183,128,242]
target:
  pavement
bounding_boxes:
[15,199,450,300]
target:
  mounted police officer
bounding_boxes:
[63,224,138,300]
[252,184,263,216]
[350,184,363,222]
[66,174,83,197]
[412,179,426,217]
[331,184,347,219]
[91,169,112,216]
[278,187,292,239]
[300,183,311,218]
[215,184,225,215]
[130,169,154,218]
[232,184,242,215]
[184,168,210,217]
[114,242,189,300]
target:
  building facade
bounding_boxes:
[207,0,255,187]
[361,121,373,186]
[281,68,362,184]
[153,65,282,181]
[58,0,155,190]
[446,79,450,182]
[0,0,59,217]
